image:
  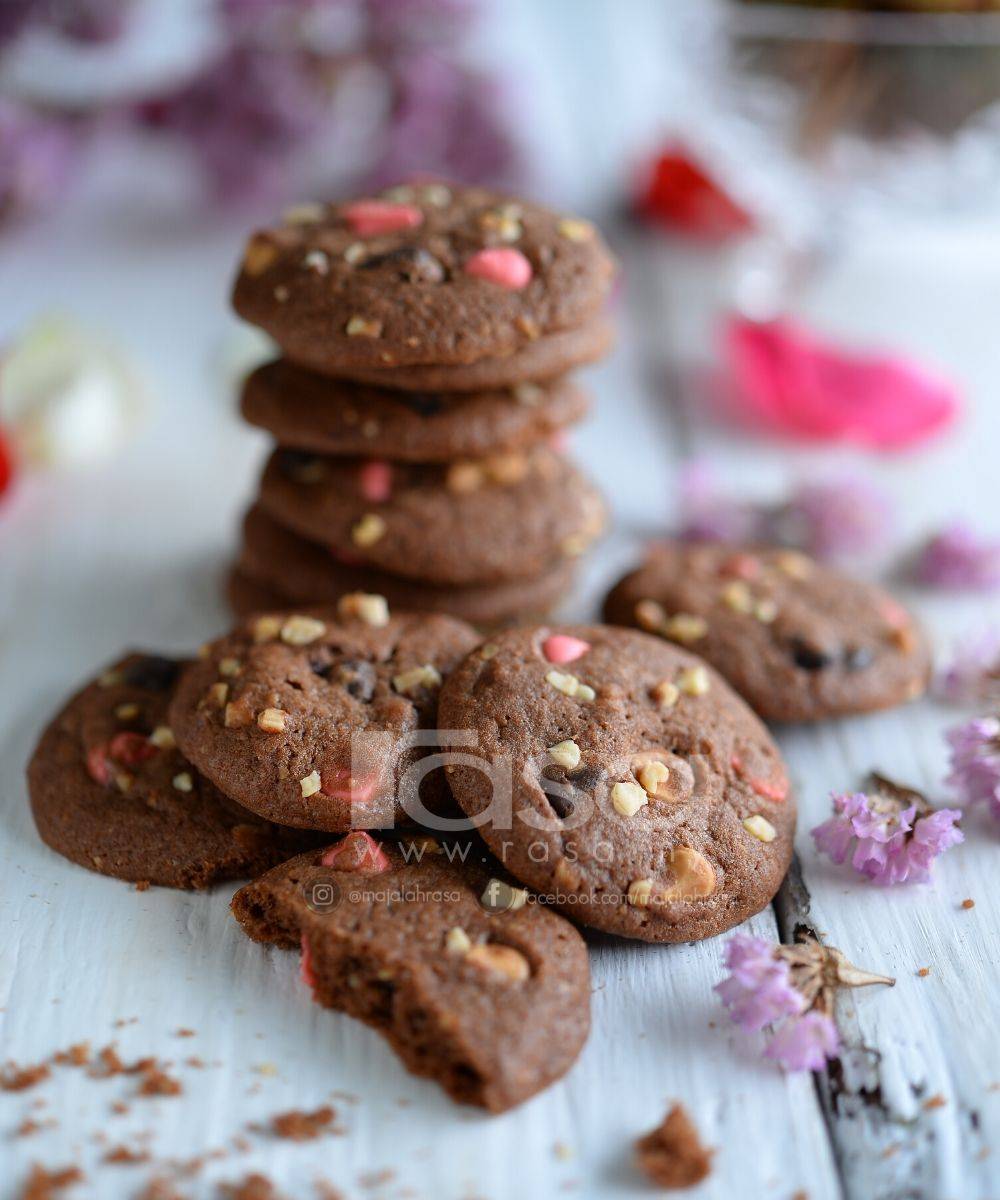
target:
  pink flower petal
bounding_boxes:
[722,317,959,453]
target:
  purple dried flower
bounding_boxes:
[368,52,518,188]
[779,477,893,561]
[0,100,80,223]
[764,1011,840,1072]
[914,523,1000,591]
[812,782,962,885]
[676,465,892,560]
[935,631,1000,707]
[677,462,767,545]
[946,717,1000,819]
[141,44,329,205]
[716,937,892,1072]
[715,935,805,1032]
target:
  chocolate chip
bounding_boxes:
[122,656,180,693]
[844,646,874,671]
[543,784,576,821]
[335,659,376,702]
[277,449,323,482]
[566,765,603,793]
[789,640,832,672]
[398,392,444,417]
[359,246,445,284]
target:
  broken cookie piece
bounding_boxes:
[635,1103,713,1190]
[231,833,590,1112]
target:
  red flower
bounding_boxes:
[635,146,753,242]
[0,428,14,499]
[722,317,960,452]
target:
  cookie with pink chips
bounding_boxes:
[231,182,616,389]
[169,599,480,831]
[438,625,795,943]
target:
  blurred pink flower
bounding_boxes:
[677,464,892,561]
[946,717,1000,820]
[722,317,959,452]
[913,523,1000,591]
[935,631,1000,706]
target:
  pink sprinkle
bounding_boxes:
[359,459,392,502]
[320,830,390,874]
[542,634,591,665]
[300,934,317,991]
[750,776,789,804]
[464,247,532,290]
[86,743,112,787]
[320,766,383,806]
[343,199,424,237]
[720,553,761,581]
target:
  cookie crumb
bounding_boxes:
[962,898,975,910]
[103,1145,151,1164]
[923,1093,947,1110]
[136,1064,183,1097]
[270,1105,336,1141]
[19,1164,84,1199]
[1,1063,51,1092]
[218,1175,283,1200]
[917,967,931,978]
[635,1103,713,1190]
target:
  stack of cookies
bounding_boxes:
[226,182,616,627]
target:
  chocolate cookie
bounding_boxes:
[438,625,795,943]
[226,566,288,617]
[27,653,317,889]
[328,317,614,393]
[603,543,930,722]
[232,183,616,381]
[257,446,605,587]
[242,359,590,461]
[170,604,480,831]
[232,831,590,1112]
[237,506,577,627]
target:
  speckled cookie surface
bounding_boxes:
[238,505,577,626]
[232,182,616,378]
[241,359,590,461]
[232,832,590,1112]
[438,625,795,943]
[170,606,480,831]
[603,543,931,722]
[27,653,318,889]
[257,447,606,586]
[326,316,615,392]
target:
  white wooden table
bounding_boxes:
[2,2,999,1196]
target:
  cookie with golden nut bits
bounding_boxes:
[256,446,606,587]
[437,625,795,943]
[169,602,480,831]
[603,542,931,722]
[241,359,590,462]
[232,831,590,1113]
[236,505,578,627]
[231,182,616,388]
[28,653,318,888]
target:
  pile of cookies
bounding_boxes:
[27,534,931,1112]
[24,186,937,1129]
[227,182,615,627]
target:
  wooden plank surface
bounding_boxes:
[2,1,998,1196]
